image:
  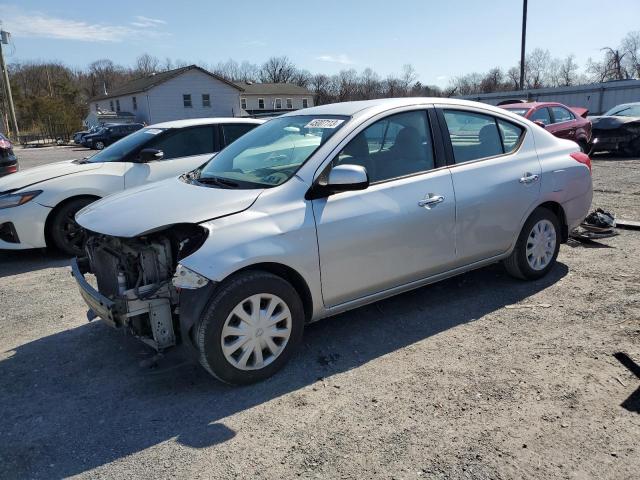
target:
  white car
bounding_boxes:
[0,118,263,255]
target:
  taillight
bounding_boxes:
[570,152,591,173]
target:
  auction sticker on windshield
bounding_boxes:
[144,128,163,135]
[305,119,345,129]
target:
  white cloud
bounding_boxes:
[0,5,168,43]
[316,54,354,65]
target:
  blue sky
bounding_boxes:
[2,0,639,87]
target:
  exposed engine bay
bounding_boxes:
[76,224,208,351]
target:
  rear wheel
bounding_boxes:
[504,207,560,280]
[95,141,105,150]
[577,139,589,154]
[48,197,95,256]
[196,270,304,384]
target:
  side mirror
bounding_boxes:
[138,148,164,163]
[533,120,546,129]
[306,164,369,200]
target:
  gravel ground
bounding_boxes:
[0,153,638,479]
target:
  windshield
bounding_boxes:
[87,127,166,163]
[504,108,530,117]
[604,104,640,117]
[197,115,348,188]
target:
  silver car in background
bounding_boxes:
[72,98,593,384]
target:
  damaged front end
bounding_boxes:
[71,224,209,351]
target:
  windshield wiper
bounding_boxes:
[197,176,239,188]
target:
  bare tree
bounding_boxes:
[399,64,418,95]
[479,67,505,93]
[506,66,521,90]
[525,48,551,89]
[601,47,629,80]
[556,55,579,86]
[622,31,640,78]
[134,53,160,77]
[259,56,297,83]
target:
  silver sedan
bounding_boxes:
[73,98,593,384]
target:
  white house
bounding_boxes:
[236,82,314,116]
[88,65,243,126]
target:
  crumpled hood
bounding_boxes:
[77,176,264,237]
[0,159,102,193]
[591,115,640,131]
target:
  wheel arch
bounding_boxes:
[43,194,101,247]
[233,262,314,323]
[536,201,568,242]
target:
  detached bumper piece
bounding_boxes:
[71,257,177,350]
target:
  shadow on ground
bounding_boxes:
[0,249,71,278]
[0,262,568,478]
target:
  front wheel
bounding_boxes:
[95,141,105,150]
[504,207,560,280]
[196,270,305,385]
[48,197,96,256]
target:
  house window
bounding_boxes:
[286,98,293,109]
[109,100,114,111]
[116,99,120,111]
[202,94,211,107]
[183,94,192,108]
[302,98,309,108]
[275,98,282,109]
[240,98,247,109]
[258,98,265,109]
[132,96,137,110]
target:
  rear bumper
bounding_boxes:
[0,201,51,250]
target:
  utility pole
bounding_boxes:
[519,0,528,91]
[0,29,19,138]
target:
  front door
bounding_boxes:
[312,109,457,307]
[124,125,218,189]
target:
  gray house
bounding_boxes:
[88,65,243,126]
[236,82,314,116]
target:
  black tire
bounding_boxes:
[48,197,95,256]
[503,207,561,280]
[95,141,105,150]
[196,270,305,385]
[577,139,589,154]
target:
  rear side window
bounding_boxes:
[497,120,524,153]
[530,107,551,125]
[443,110,524,163]
[222,124,257,146]
[550,106,574,123]
[149,126,215,160]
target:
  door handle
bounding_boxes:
[418,194,445,208]
[519,173,539,184]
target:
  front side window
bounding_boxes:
[222,124,258,146]
[275,98,282,109]
[202,94,211,107]
[198,115,348,188]
[335,110,434,183]
[286,98,293,109]
[550,106,574,123]
[302,98,309,108]
[87,127,167,163]
[149,126,215,160]
[258,98,265,109]
[443,110,506,163]
[530,107,551,125]
[183,94,192,108]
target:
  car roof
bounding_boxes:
[282,97,520,119]
[149,117,265,129]
[500,101,565,109]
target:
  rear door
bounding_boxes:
[123,125,218,188]
[548,106,577,141]
[438,107,540,266]
[313,108,457,307]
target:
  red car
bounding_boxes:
[500,102,592,152]
[0,134,18,177]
